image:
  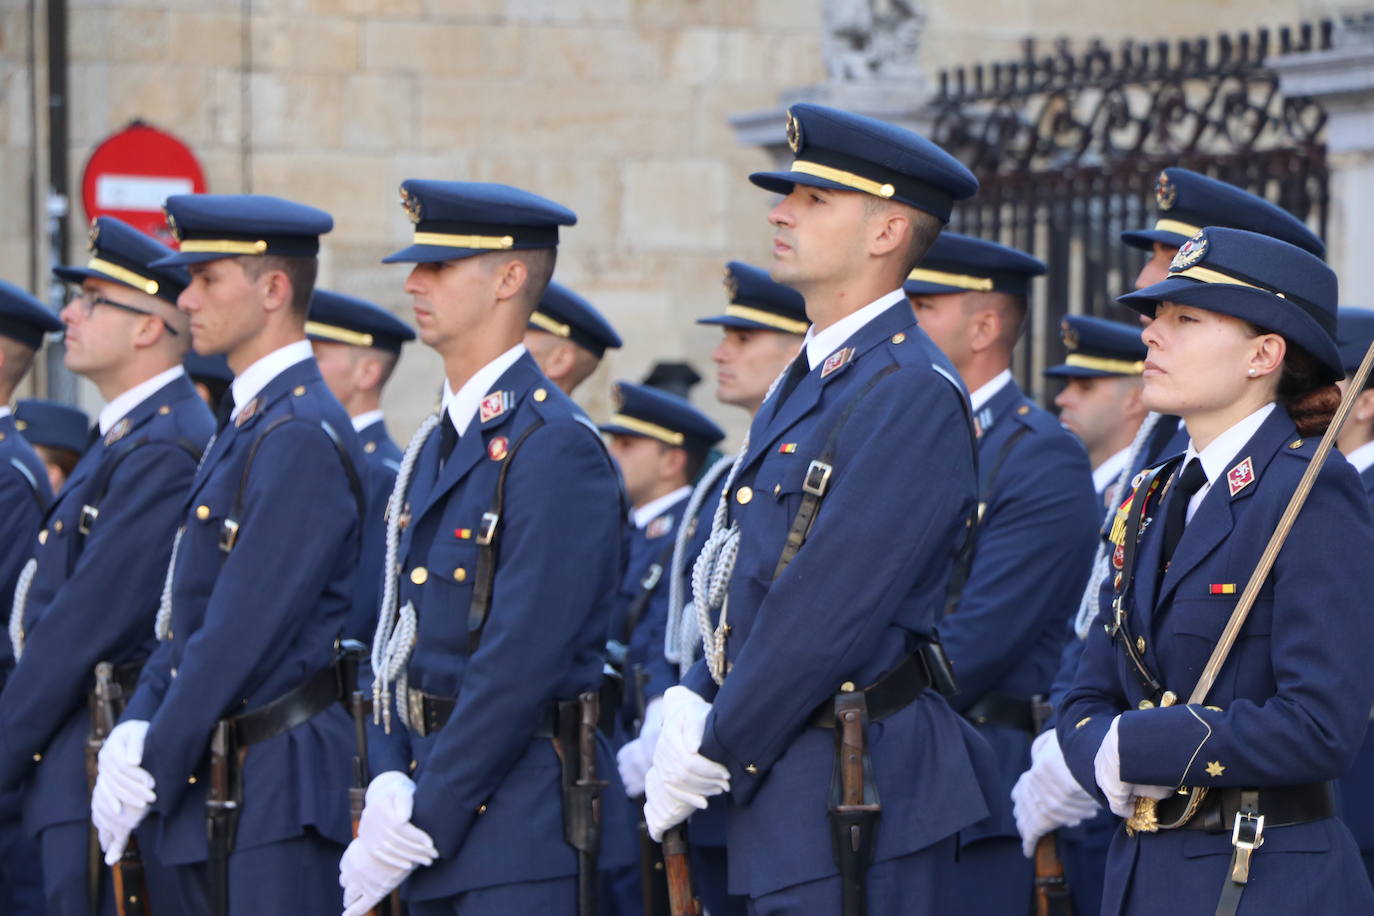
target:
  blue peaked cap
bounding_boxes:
[152,194,333,267]
[1044,315,1147,378]
[600,381,725,454]
[54,216,190,305]
[529,282,621,358]
[697,261,808,335]
[307,289,415,353]
[383,180,576,264]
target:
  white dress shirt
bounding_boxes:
[1179,402,1276,523]
[230,340,314,420]
[98,365,185,435]
[968,369,1014,414]
[802,289,907,371]
[1093,445,1132,496]
[1347,440,1374,476]
[445,344,527,438]
[351,409,385,434]
[632,485,692,530]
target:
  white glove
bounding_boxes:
[1011,730,1101,857]
[617,696,664,797]
[644,686,729,841]
[92,720,155,865]
[1093,716,1172,819]
[339,771,438,916]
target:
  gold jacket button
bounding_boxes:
[159,405,172,415]
[453,567,467,582]
[364,441,377,454]
[735,486,753,505]
[1289,439,1304,449]
[293,385,307,396]
[477,804,487,814]
[1136,636,1146,653]
[745,764,758,774]
[891,332,906,344]
[1075,716,1092,729]
[533,388,548,402]
[772,483,781,497]
[411,567,429,585]
[171,667,178,678]
[196,505,211,521]
[1017,404,1031,415]
[840,681,856,693]
[1138,699,1155,710]
[53,520,63,533]
[188,776,198,784]
[37,530,47,545]
[31,753,41,762]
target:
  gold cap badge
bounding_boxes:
[1155,171,1177,210]
[400,186,423,225]
[723,266,739,301]
[785,109,803,153]
[1060,320,1079,351]
[1170,232,1208,271]
[87,218,101,252]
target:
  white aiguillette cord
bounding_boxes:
[1129,337,1374,833]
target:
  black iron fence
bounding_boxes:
[928,23,1332,400]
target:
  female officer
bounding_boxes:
[1057,226,1374,915]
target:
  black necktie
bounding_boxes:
[85,423,100,449]
[773,354,810,408]
[1161,458,1207,567]
[215,390,236,431]
[438,417,459,465]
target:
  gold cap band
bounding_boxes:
[1065,354,1144,375]
[906,267,994,292]
[305,321,374,347]
[1154,218,1203,239]
[412,231,515,250]
[86,258,159,296]
[606,414,685,446]
[528,311,571,338]
[1170,265,1276,296]
[790,160,895,199]
[178,239,269,255]
[724,304,809,335]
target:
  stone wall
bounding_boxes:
[0,0,1326,443]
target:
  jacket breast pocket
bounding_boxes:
[1169,595,1276,700]
[736,454,816,580]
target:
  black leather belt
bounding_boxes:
[809,652,931,728]
[1160,782,1336,832]
[963,691,1034,734]
[407,688,561,739]
[229,660,344,748]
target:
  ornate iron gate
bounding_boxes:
[927,23,1332,401]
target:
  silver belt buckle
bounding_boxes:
[407,690,426,736]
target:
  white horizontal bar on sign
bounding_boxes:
[95,174,195,212]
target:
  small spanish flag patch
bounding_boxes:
[1208,584,1237,595]
[455,528,472,540]
[778,443,798,454]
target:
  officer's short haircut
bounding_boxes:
[864,197,944,274]
[683,446,709,485]
[0,336,36,392]
[372,348,400,388]
[508,247,558,316]
[240,255,318,318]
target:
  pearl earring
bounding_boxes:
[1247,369,1257,377]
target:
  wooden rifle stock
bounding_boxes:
[661,825,702,916]
[1030,696,1072,915]
[92,662,151,916]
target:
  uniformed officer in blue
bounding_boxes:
[644,102,1002,914]
[524,280,622,395]
[654,259,808,916]
[0,277,62,916]
[1332,305,1374,882]
[343,179,634,916]
[307,287,416,641]
[90,194,366,915]
[600,380,724,913]
[0,215,213,916]
[1058,227,1374,914]
[15,397,90,493]
[1045,315,1150,508]
[1014,172,1334,916]
[903,232,1100,912]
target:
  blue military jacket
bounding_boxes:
[0,412,50,684]
[941,378,1098,844]
[610,491,690,733]
[0,413,52,826]
[1059,406,1374,914]
[0,373,211,835]
[349,417,402,642]
[681,301,1000,898]
[1339,460,1374,857]
[368,352,634,902]
[124,358,364,866]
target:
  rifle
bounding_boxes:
[632,668,670,916]
[661,825,702,916]
[556,692,607,916]
[830,690,880,916]
[1029,695,1072,916]
[206,720,241,916]
[340,640,393,916]
[90,661,150,916]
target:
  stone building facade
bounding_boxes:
[0,0,1335,442]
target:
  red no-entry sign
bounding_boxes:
[81,121,206,245]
